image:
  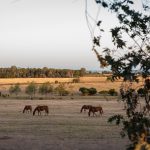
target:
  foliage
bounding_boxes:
[137,88,146,97]
[25,82,37,99]
[108,89,118,96]
[38,82,54,96]
[89,0,150,149]
[9,83,21,96]
[99,90,109,95]
[0,66,88,78]
[79,87,89,95]
[88,88,97,95]
[55,83,69,96]
[79,87,97,95]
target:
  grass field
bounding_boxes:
[0,98,129,150]
[0,77,144,94]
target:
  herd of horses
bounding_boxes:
[23,104,103,117]
[23,105,49,116]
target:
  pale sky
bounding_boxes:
[0,0,141,70]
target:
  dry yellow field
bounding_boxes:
[0,77,144,93]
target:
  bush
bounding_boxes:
[108,89,118,96]
[79,87,89,95]
[55,83,69,96]
[88,88,97,95]
[99,90,109,95]
[79,87,97,95]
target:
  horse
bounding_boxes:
[33,105,49,116]
[23,105,32,113]
[88,106,103,117]
[80,105,92,113]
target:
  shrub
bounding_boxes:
[9,83,21,96]
[88,88,97,95]
[79,87,97,95]
[55,83,69,96]
[108,89,118,96]
[79,87,89,95]
[99,90,109,95]
[25,82,37,99]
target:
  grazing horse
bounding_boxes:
[23,105,32,113]
[33,105,49,116]
[80,105,92,113]
[88,106,103,117]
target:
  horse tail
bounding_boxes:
[33,107,37,116]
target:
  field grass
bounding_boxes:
[0,98,129,150]
[0,77,144,94]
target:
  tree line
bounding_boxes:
[0,66,87,78]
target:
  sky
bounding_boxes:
[0,0,142,71]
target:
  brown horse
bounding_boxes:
[23,105,32,113]
[80,105,92,113]
[88,106,103,117]
[33,105,49,116]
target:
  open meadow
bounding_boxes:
[0,98,130,150]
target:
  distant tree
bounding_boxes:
[39,82,54,96]
[9,83,21,97]
[55,83,69,96]
[25,82,37,99]
[80,68,86,77]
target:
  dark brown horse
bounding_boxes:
[88,106,103,117]
[23,105,32,113]
[33,105,49,116]
[80,105,92,113]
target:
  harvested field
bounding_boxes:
[0,77,144,93]
[0,98,130,150]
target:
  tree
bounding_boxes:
[25,82,37,99]
[55,83,69,96]
[86,0,150,149]
[9,83,21,97]
[39,82,54,96]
